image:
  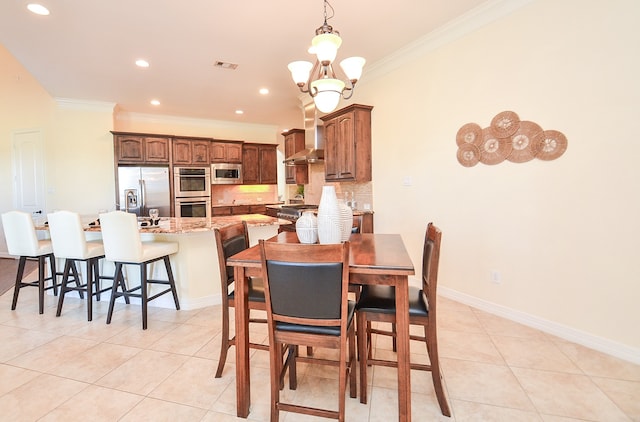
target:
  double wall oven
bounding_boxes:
[173,167,211,217]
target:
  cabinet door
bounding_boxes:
[259,145,277,184]
[242,144,259,184]
[210,142,226,162]
[321,104,372,182]
[116,136,145,162]
[191,140,210,165]
[283,130,308,184]
[172,139,192,165]
[144,137,170,162]
[226,143,243,163]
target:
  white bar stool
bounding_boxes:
[99,211,180,329]
[1,210,58,314]
[47,210,113,321]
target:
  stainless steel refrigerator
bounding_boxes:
[117,166,170,217]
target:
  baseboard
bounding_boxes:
[439,286,640,365]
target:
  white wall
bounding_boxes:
[352,0,640,358]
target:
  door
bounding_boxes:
[140,167,170,217]
[12,129,47,216]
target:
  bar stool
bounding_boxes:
[1,210,58,314]
[47,210,113,321]
[99,211,180,329]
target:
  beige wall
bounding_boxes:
[351,0,640,355]
[1,0,638,360]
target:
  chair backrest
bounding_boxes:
[260,240,350,328]
[214,221,251,288]
[47,210,89,259]
[99,211,143,262]
[422,222,443,313]
[1,210,40,256]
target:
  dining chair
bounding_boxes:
[213,221,268,378]
[355,222,451,417]
[99,211,180,329]
[259,240,356,422]
[47,210,112,321]
[1,210,58,314]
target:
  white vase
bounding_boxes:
[317,186,342,244]
[338,201,353,241]
[296,211,318,244]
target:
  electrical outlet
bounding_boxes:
[490,270,502,284]
[402,176,413,186]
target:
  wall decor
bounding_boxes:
[456,111,567,167]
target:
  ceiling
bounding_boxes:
[0,0,488,130]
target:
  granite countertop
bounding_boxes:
[37,214,291,235]
[265,204,373,215]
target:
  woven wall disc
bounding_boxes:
[490,110,520,138]
[507,121,543,163]
[456,123,483,147]
[479,128,512,165]
[457,143,480,167]
[534,130,568,161]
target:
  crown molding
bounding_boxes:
[365,0,534,82]
[54,97,115,112]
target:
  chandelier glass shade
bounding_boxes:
[287,0,365,113]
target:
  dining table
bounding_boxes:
[227,231,416,422]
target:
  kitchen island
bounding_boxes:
[46,214,290,310]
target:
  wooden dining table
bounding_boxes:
[227,231,416,422]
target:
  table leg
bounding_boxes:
[234,266,251,418]
[395,277,412,422]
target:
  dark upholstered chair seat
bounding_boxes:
[228,277,266,303]
[276,301,355,335]
[356,285,427,317]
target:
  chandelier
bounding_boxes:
[287,0,365,113]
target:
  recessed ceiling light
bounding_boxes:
[259,88,269,95]
[235,110,244,115]
[27,3,50,16]
[135,59,149,68]
[150,99,160,106]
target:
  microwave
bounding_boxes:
[211,163,242,184]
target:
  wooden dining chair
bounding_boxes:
[355,222,451,417]
[259,240,357,422]
[213,221,268,378]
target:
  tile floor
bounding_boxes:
[0,284,638,422]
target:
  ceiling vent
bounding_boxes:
[214,61,238,70]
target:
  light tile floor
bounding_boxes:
[0,285,638,421]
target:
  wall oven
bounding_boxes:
[175,196,211,218]
[174,167,211,198]
[211,163,242,184]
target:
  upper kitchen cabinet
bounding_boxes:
[242,143,277,184]
[210,141,243,163]
[320,104,373,182]
[173,137,211,166]
[113,133,171,164]
[283,129,309,185]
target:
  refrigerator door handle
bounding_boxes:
[139,179,146,216]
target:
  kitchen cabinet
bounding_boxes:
[242,143,277,184]
[283,129,308,185]
[320,104,373,182]
[173,137,210,166]
[210,141,243,163]
[113,133,170,164]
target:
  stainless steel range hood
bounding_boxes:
[284,102,324,165]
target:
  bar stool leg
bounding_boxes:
[106,263,123,325]
[38,255,46,314]
[164,256,180,310]
[86,258,94,321]
[140,263,148,330]
[56,260,73,317]
[11,257,27,310]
